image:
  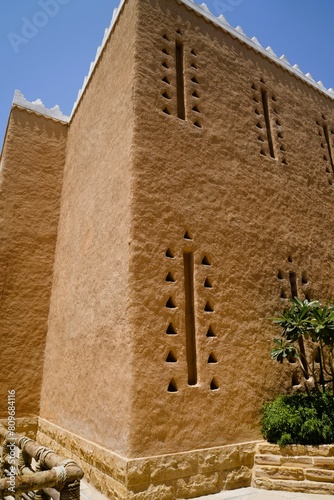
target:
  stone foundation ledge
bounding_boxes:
[37,418,258,499]
[0,417,38,439]
[253,442,334,496]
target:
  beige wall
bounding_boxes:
[31,0,334,466]
[125,0,334,457]
[39,0,137,456]
[0,107,67,417]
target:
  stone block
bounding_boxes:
[257,443,282,455]
[254,477,334,495]
[254,465,304,481]
[126,459,151,487]
[313,457,334,470]
[305,468,334,483]
[175,473,220,498]
[223,466,252,489]
[281,456,313,467]
[150,451,198,483]
[254,454,282,466]
[198,445,248,474]
[127,483,175,500]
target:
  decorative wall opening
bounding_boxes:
[183,250,197,386]
[175,40,185,120]
[166,350,177,362]
[252,82,287,165]
[167,379,178,392]
[166,296,177,308]
[206,325,216,337]
[208,352,218,363]
[160,32,202,128]
[210,377,219,390]
[278,258,312,303]
[317,116,334,185]
[166,272,175,282]
[164,235,218,392]
[166,323,177,335]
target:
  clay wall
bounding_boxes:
[126,0,334,457]
[39,0,137,456]
[0,107,67,417]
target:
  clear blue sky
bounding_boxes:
[1,0,334,146]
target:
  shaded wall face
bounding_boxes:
[0,108,67,417]
[127,0,334,456]
[39,1,137,456]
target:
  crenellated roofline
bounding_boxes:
[13,0,334,125]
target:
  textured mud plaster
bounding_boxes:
[40,0,334,463]
[5,0,334,497]
[39,0,137,457]
[127,0,334,457]
[0,107,67,417]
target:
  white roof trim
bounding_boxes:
[20,0,333,125]
[13,90,69,122]
[70,0,127,118]
[180,0,334,99]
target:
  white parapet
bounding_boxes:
[13,90,70,122]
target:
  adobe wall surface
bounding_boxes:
[0,108,67,417]
[126,0,334,457]
[39,0,137,456]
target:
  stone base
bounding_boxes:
[37,418,257,499]
[252,442,334,495]
[0,417,38,439]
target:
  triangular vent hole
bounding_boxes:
[302,272,308,284]
[192,105,200,113]
[162,48,170,55]
[210,378,219,391]
[204,278,212,288]
[204,301,214,312]
[166,272,175,282]
[184,230,192,240]
[162,91,171,99]
[167,379,178,392]
[165,248,174,258]
[206,325,216,337]
[277,270,284,280]
[208,352,218,363]
[166,296,177,309]
[192,90,199,98]
[194,121,202,128]
[191,76,199,84]
[166,351,177,363]
[162,61,170,69]
[162,76,170,84]
[163,107,171,115]
[202,255,211,266]
[166,323,177,335]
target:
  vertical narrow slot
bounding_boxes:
[175,41,185,120]
[323,124,334,174]
[261,90,275,158]
[183,251,197,385]
[289,271,298,298]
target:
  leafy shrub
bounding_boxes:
[262,391,334,446]
[270,298,334,394]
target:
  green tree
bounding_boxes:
[271,298,334,394]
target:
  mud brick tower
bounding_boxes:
[2,0,334,497]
